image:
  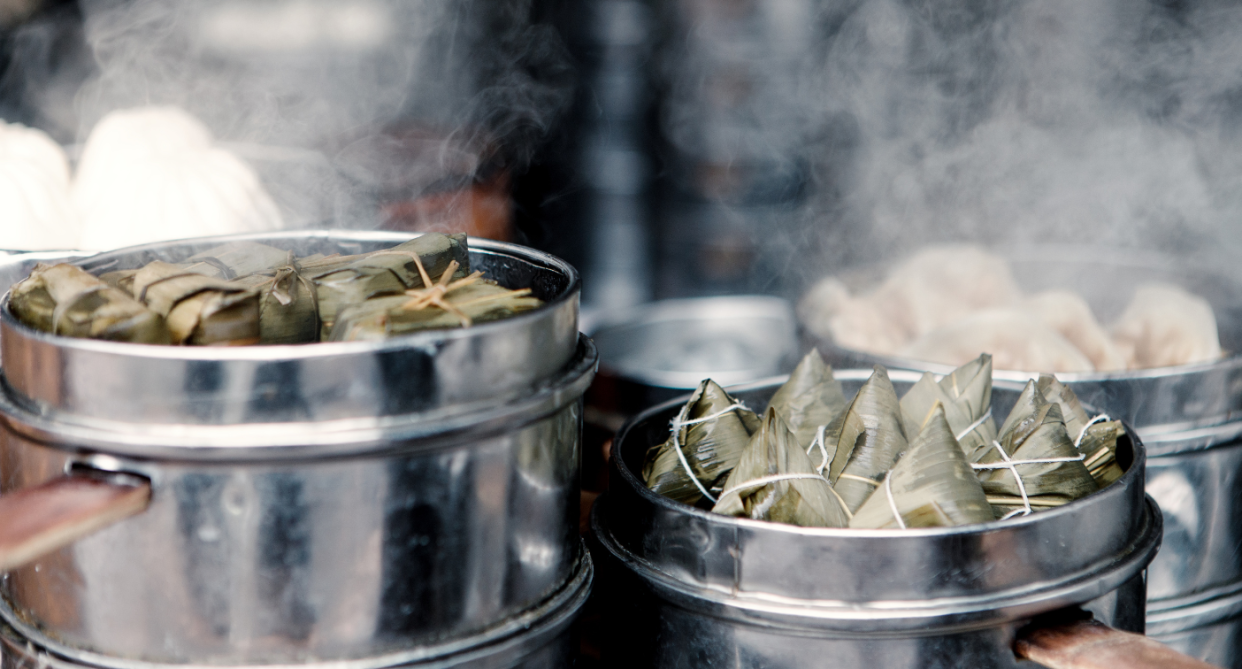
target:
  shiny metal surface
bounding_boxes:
[591,542,1147,669]
[587,296,798,417]
[589,296,798,389]
[599,371,1154,629]
[0,231,580,427]
[1148,586,1242,668]
[0,550,590,669]
[0,335,599,459]
[0,338,595,665]
[591,371,1160,667]
[1145,437,1242,604]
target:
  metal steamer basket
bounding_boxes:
[587,296,799,419]
[806,246,1242,657]
[592,370,1162,669]
[0,232,595,666]
[1147,584,1242,667]
[0,554,592,669]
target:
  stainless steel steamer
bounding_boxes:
[1148,586,1242,667]
[592,371,1162,669]
[586,296,799,418]
[808,246,1242,647]
[0,232,595,666]
[0,551,591,669]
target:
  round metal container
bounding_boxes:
[806,245,1242,609]
[587,296,798,416]
[0,549,591,669]
[592,370,1161,668]
[1144,431,1242,602]
[0,231,581,427]
[1147,586,1242,668]
[0,232,595,665]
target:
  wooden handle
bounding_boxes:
[1016,618,1220,669]
[0,475,151,572]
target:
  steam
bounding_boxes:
[813,0,1242,269]
[6,0,573,229]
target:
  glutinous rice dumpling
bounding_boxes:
[645,350,1127,532]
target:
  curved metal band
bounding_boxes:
[0,546,592,669]
[0,337,597,461]
[593,496,1161,635]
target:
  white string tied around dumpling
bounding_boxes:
[955,408,993,443]
[806,424,831,475]
[719,473,831,499]
[668,400,751,503]
[807,425,882,489]
[1074,414,1112,449]
[719,472,854,521]
[882,471,906,529]
[971,440,1086,520]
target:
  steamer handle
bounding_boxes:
[1015,612,1220,669]
[0,472,151,572]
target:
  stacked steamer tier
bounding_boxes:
[0,232,595,669]
[807,246,1242,666]
[591,370,1161,668]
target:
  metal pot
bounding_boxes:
[592,371,1168,669]
[806,245,1242,611]
[0,549,591,669]
[0,232,595,666]
[1147,586,1242,668]
[1,231,580,425]
[586,295,798,419]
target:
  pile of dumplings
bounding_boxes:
[0,107,281,252]
[643,351,1125,530]
[799,245,1222,372]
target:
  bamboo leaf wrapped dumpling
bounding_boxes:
[644,379,759,506]
[1036,375,1125,487]
[712,408,851,528]
[305,233,470,338]
[185,242,319,344]
[232,257,320,345]
[764,349,847,449]
[899,353,997,462]
[850,403,994,529]
[131,261,260,345]
[9,263,170,343]
[977,380,1099,517]
[1035,375,1090,442]
[826,366,909,512]
[356,232,470,287]
[186,241,293,278]
[329,268,541,341]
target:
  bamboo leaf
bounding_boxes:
[899,354,997,462]
[980,380,1099,517]
[765,349,848,450]
[829,366,909,511]
[10,263,170,344]
[131,261,260,345]
[850,403,993,529]
[712,408,850,528]
[329,279,541,341]
[1036,375,1091,444]
[644,380,758,506]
